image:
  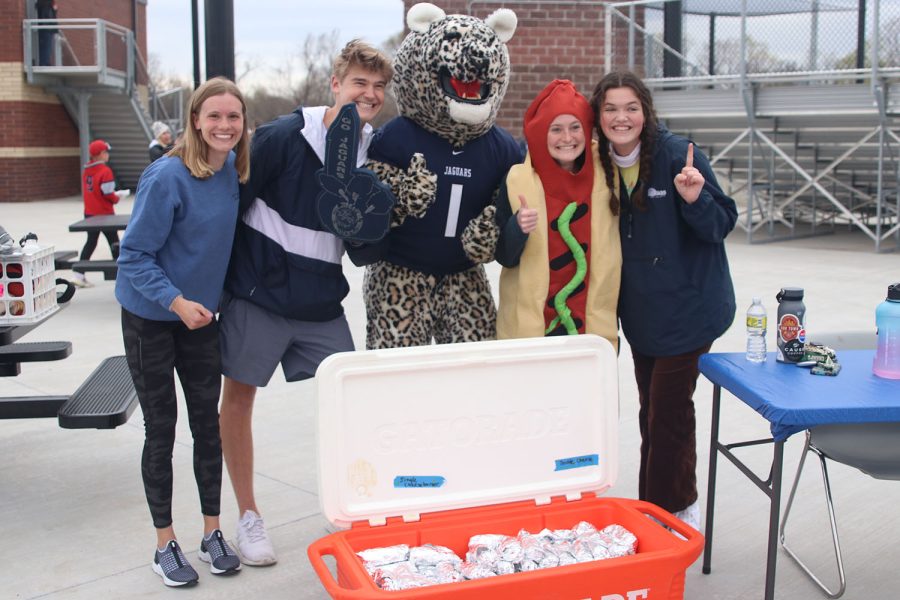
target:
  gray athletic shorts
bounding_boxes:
[219,292,354,387]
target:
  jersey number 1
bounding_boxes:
[444,183,463,237]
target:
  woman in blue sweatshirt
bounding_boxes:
[590,71,737,533]
[115,77,249,587]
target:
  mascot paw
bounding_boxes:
[461,204,499,264]
[393,153,437,227]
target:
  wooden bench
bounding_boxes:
[0,340,72,377]
[58,355,138,429]
[71,259,118,280]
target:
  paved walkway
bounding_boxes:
[1,197,898,599]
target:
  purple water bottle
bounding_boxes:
[873,283,900,379]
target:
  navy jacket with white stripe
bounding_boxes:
[226,107,377,321]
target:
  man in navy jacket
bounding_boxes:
[218,40,393,567]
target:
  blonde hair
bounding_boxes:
[170,77,250,183]
[332,39,394,83]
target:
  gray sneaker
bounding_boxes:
[152,540,199,587]
[198,529,242,575]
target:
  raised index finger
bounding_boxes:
[685,143,694,169]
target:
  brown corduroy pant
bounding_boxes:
[632,343,712,514]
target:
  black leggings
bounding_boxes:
[80,229,120,260]
[121,308,223,529]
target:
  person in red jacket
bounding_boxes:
[78,139,127,287]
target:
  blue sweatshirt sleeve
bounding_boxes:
[676,145,738,243]
[116,163,182,311]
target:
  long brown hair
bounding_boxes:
[170,77,250,183]
[589,70,658,211]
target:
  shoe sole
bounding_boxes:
[198,549,242,574]
[151,561,198,587]
[237,550,277,567]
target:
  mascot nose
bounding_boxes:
[466,54,489,75]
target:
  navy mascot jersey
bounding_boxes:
[369,117,523,276]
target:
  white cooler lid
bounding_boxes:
[315,335,619,528]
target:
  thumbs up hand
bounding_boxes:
[516,194,538,234]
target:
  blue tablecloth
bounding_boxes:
[699,350,900,441]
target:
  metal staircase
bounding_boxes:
[84,94,151,189]
[23,18,182,189]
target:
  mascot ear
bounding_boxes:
[485,8,517,43]
[407,2,446,33]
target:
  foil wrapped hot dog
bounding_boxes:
[360,520,640,589]
[357,544,409,569]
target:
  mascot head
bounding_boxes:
[392,2,517,147]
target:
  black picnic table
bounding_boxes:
[67,214,130,280]
[0,288,137,428]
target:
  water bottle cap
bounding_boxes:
[777,287,804,301]
[752,296,761,303]
[888,283,900,302]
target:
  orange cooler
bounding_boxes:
[308,336,702,599]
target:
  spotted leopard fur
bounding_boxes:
[366,153,437,227]
[392,6,514,148]
[364,261,497,348]
[364,2,517,349]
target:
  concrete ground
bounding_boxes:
[1,196,898,599]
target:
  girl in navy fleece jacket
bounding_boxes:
[590,71,737,533]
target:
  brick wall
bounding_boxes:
[1,0,146,201]
[0,2,26,61]
[0,157,81,202]
[399,0,640,138]
[3,101,79,147]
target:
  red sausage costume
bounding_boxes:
[496,80,621,347]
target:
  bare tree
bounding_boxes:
[703,36,801,75]
[825,16,900,69]
[292,31,340,107]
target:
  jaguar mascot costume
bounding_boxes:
[364,2,522,349]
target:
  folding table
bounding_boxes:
[698,350,900,600]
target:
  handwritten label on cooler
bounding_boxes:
[393,476,446,489]
[554,454,599,471]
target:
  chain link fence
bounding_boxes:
[605,0,900,78]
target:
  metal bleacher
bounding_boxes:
[604,0,900,252]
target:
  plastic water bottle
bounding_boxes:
[746,297,767,363]
[873,283,900,379]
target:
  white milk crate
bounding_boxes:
[0,244,59,325]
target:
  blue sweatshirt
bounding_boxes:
[115,155,239,321]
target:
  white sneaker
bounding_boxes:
[235,509,277,566]
[673,500,701,532]
[71,273,93,288]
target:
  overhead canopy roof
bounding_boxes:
[642,0,859,17]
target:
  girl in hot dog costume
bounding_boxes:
[494,79,620,349]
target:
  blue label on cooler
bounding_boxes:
[554,454,599,471]
[393,476,445,488]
